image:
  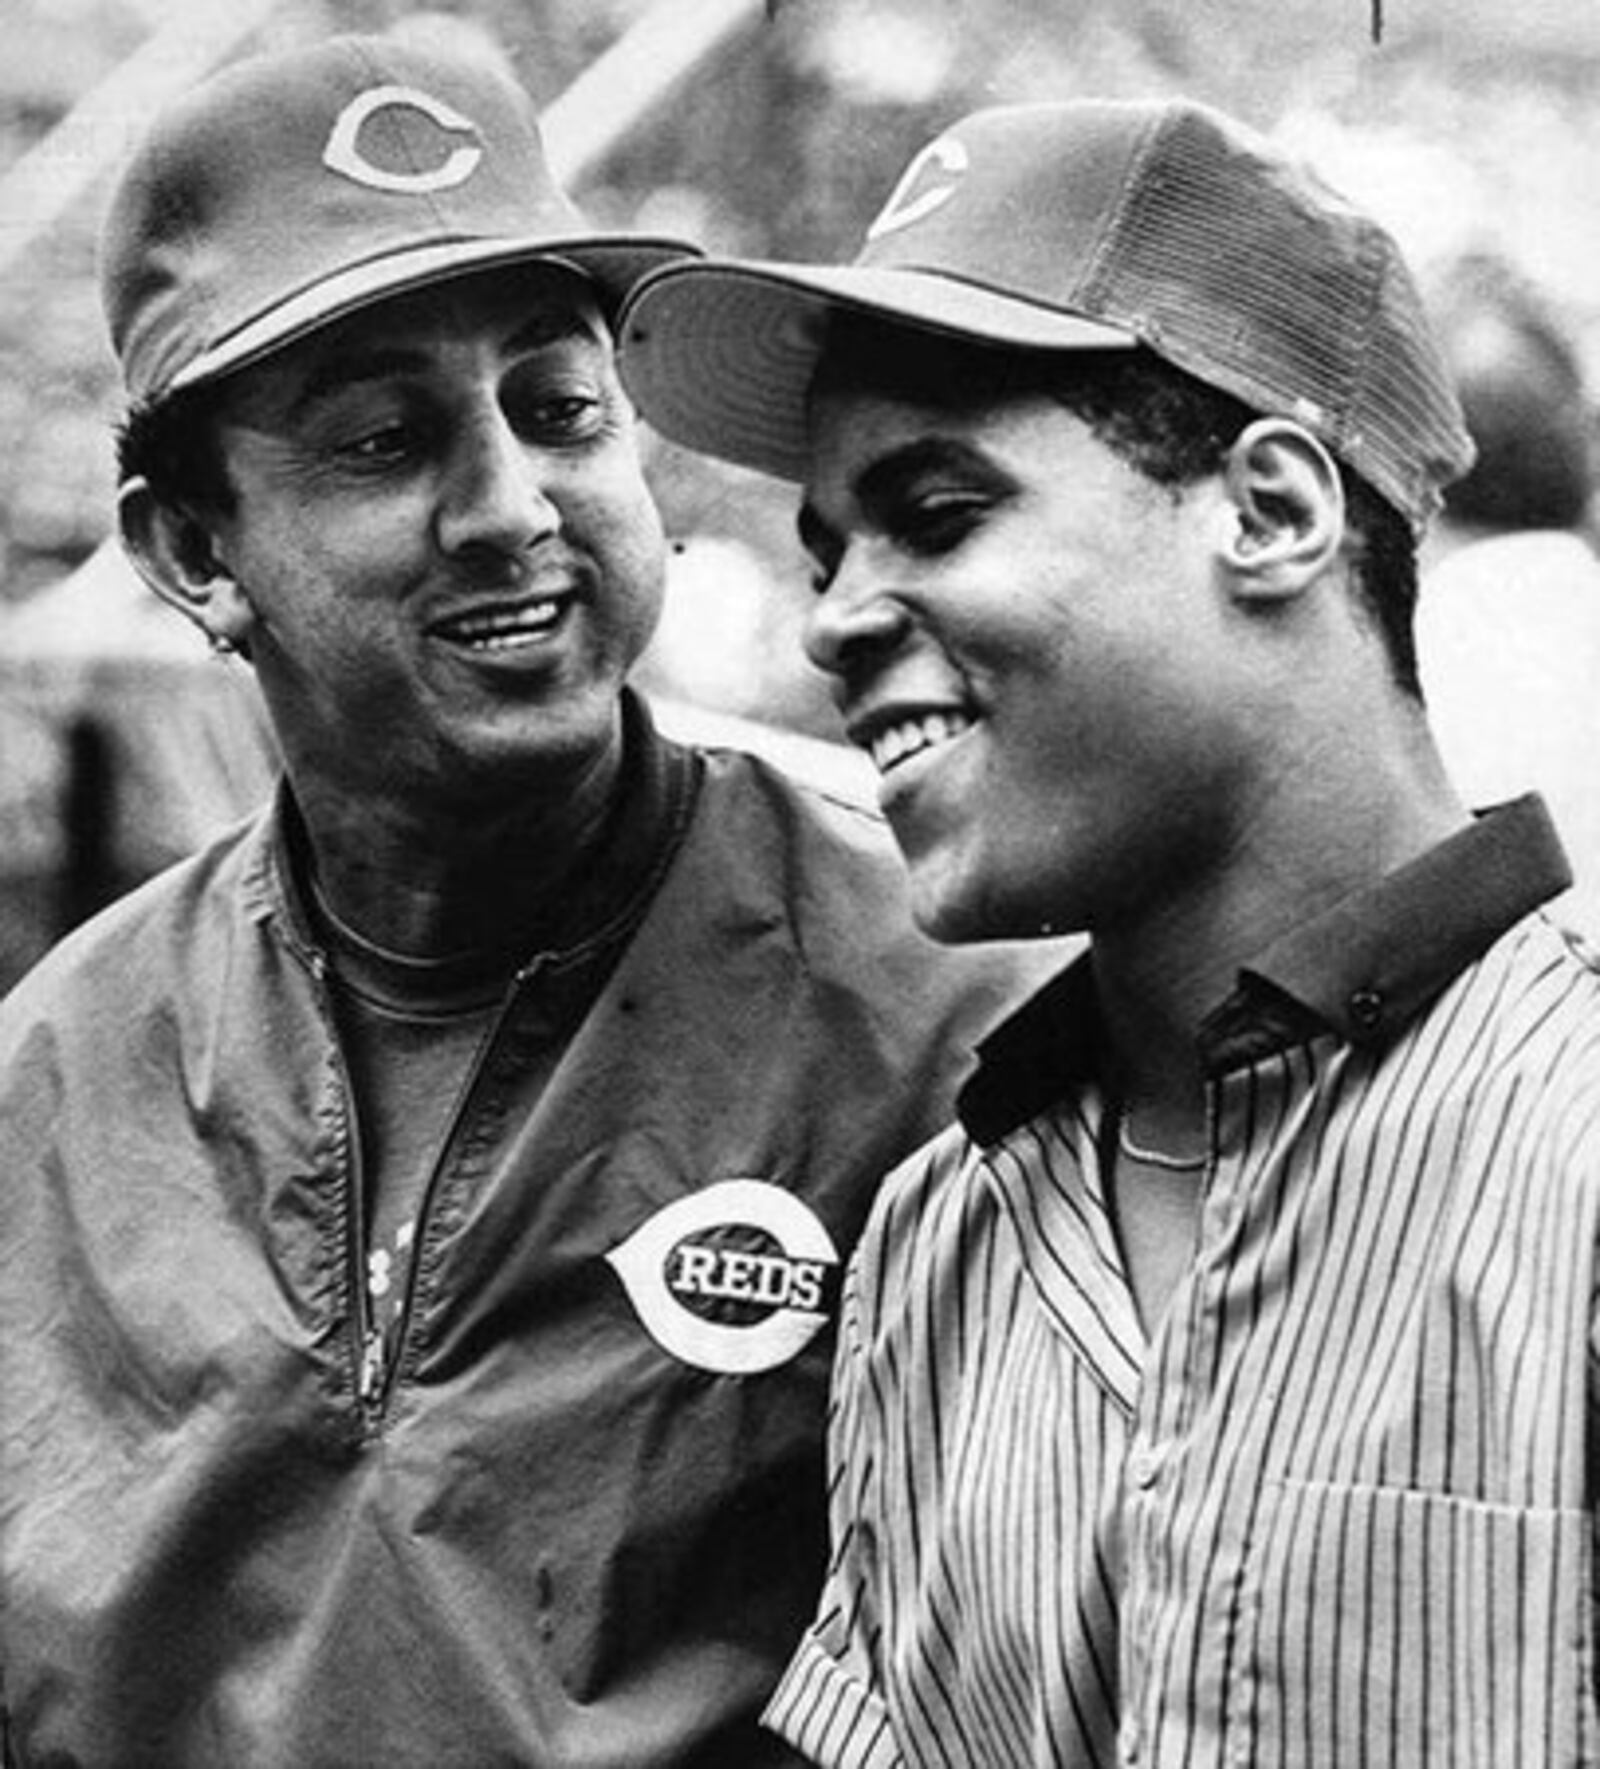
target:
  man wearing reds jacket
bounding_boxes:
[0,33,1049,1768]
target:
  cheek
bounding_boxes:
[572,470,667,628]
[229,499,405,608]
[229,525,411,695]
[599,458,666,551]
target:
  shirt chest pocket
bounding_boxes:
[1230,1478,1597,1766]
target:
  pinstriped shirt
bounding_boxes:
[765,797,1600,1768]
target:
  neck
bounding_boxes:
[1091,723,1468,1140]
[292,747,628,961]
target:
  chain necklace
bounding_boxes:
[1115,1112,1208,1173]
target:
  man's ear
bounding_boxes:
[1217,417,1344,599]
[117,477,255,650]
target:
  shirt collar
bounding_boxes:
[958,795,1570,1146]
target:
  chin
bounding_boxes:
[910,885,1011,947]
[911,862,1081,947]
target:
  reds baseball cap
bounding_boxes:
[101,32,698,407]
[619,97,1473,532]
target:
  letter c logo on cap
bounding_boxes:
[323,84,484,194]
[866,134,970,242]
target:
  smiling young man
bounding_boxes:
[620,99,1600,1764]
[0,36,1049,1767]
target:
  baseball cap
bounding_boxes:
[619,98,1473,532]
[101,32,698,407]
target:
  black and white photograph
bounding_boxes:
[2,2,1598,1763]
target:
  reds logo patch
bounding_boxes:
[607,1180,840,1374]
[322,83,484,194]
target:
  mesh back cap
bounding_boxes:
[620,98,1473,532]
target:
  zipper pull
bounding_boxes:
[357,1326,385,1408]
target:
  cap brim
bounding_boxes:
[619,260,1135,481]
[167,234,696,396]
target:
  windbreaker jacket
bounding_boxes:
[0,727,1049,1768]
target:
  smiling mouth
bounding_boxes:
[430,596,567,651]
[865,710,974,775]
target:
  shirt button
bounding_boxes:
[1348,986,1384,1032]
[1128,1446,1161,1490]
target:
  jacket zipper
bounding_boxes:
[364,962,539,1425]
[357,1323,386,1411]
[307,948,388,1431]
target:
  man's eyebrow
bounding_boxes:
[288,313,600,415]
[798,435,998,557]
[290,347,423,414]
[855,437,992,512]
[504,311,602,356]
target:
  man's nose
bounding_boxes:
[803,546,911,678]
[436,406,560,557]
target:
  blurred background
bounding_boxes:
[2,0,1598,989]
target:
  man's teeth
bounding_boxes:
[869,712,972,773]
[443,600,562,648]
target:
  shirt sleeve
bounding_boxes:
[763,1252,904,1769]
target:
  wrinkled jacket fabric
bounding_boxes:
[0,729,1042,1768]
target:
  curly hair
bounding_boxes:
[116,383,236,516]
